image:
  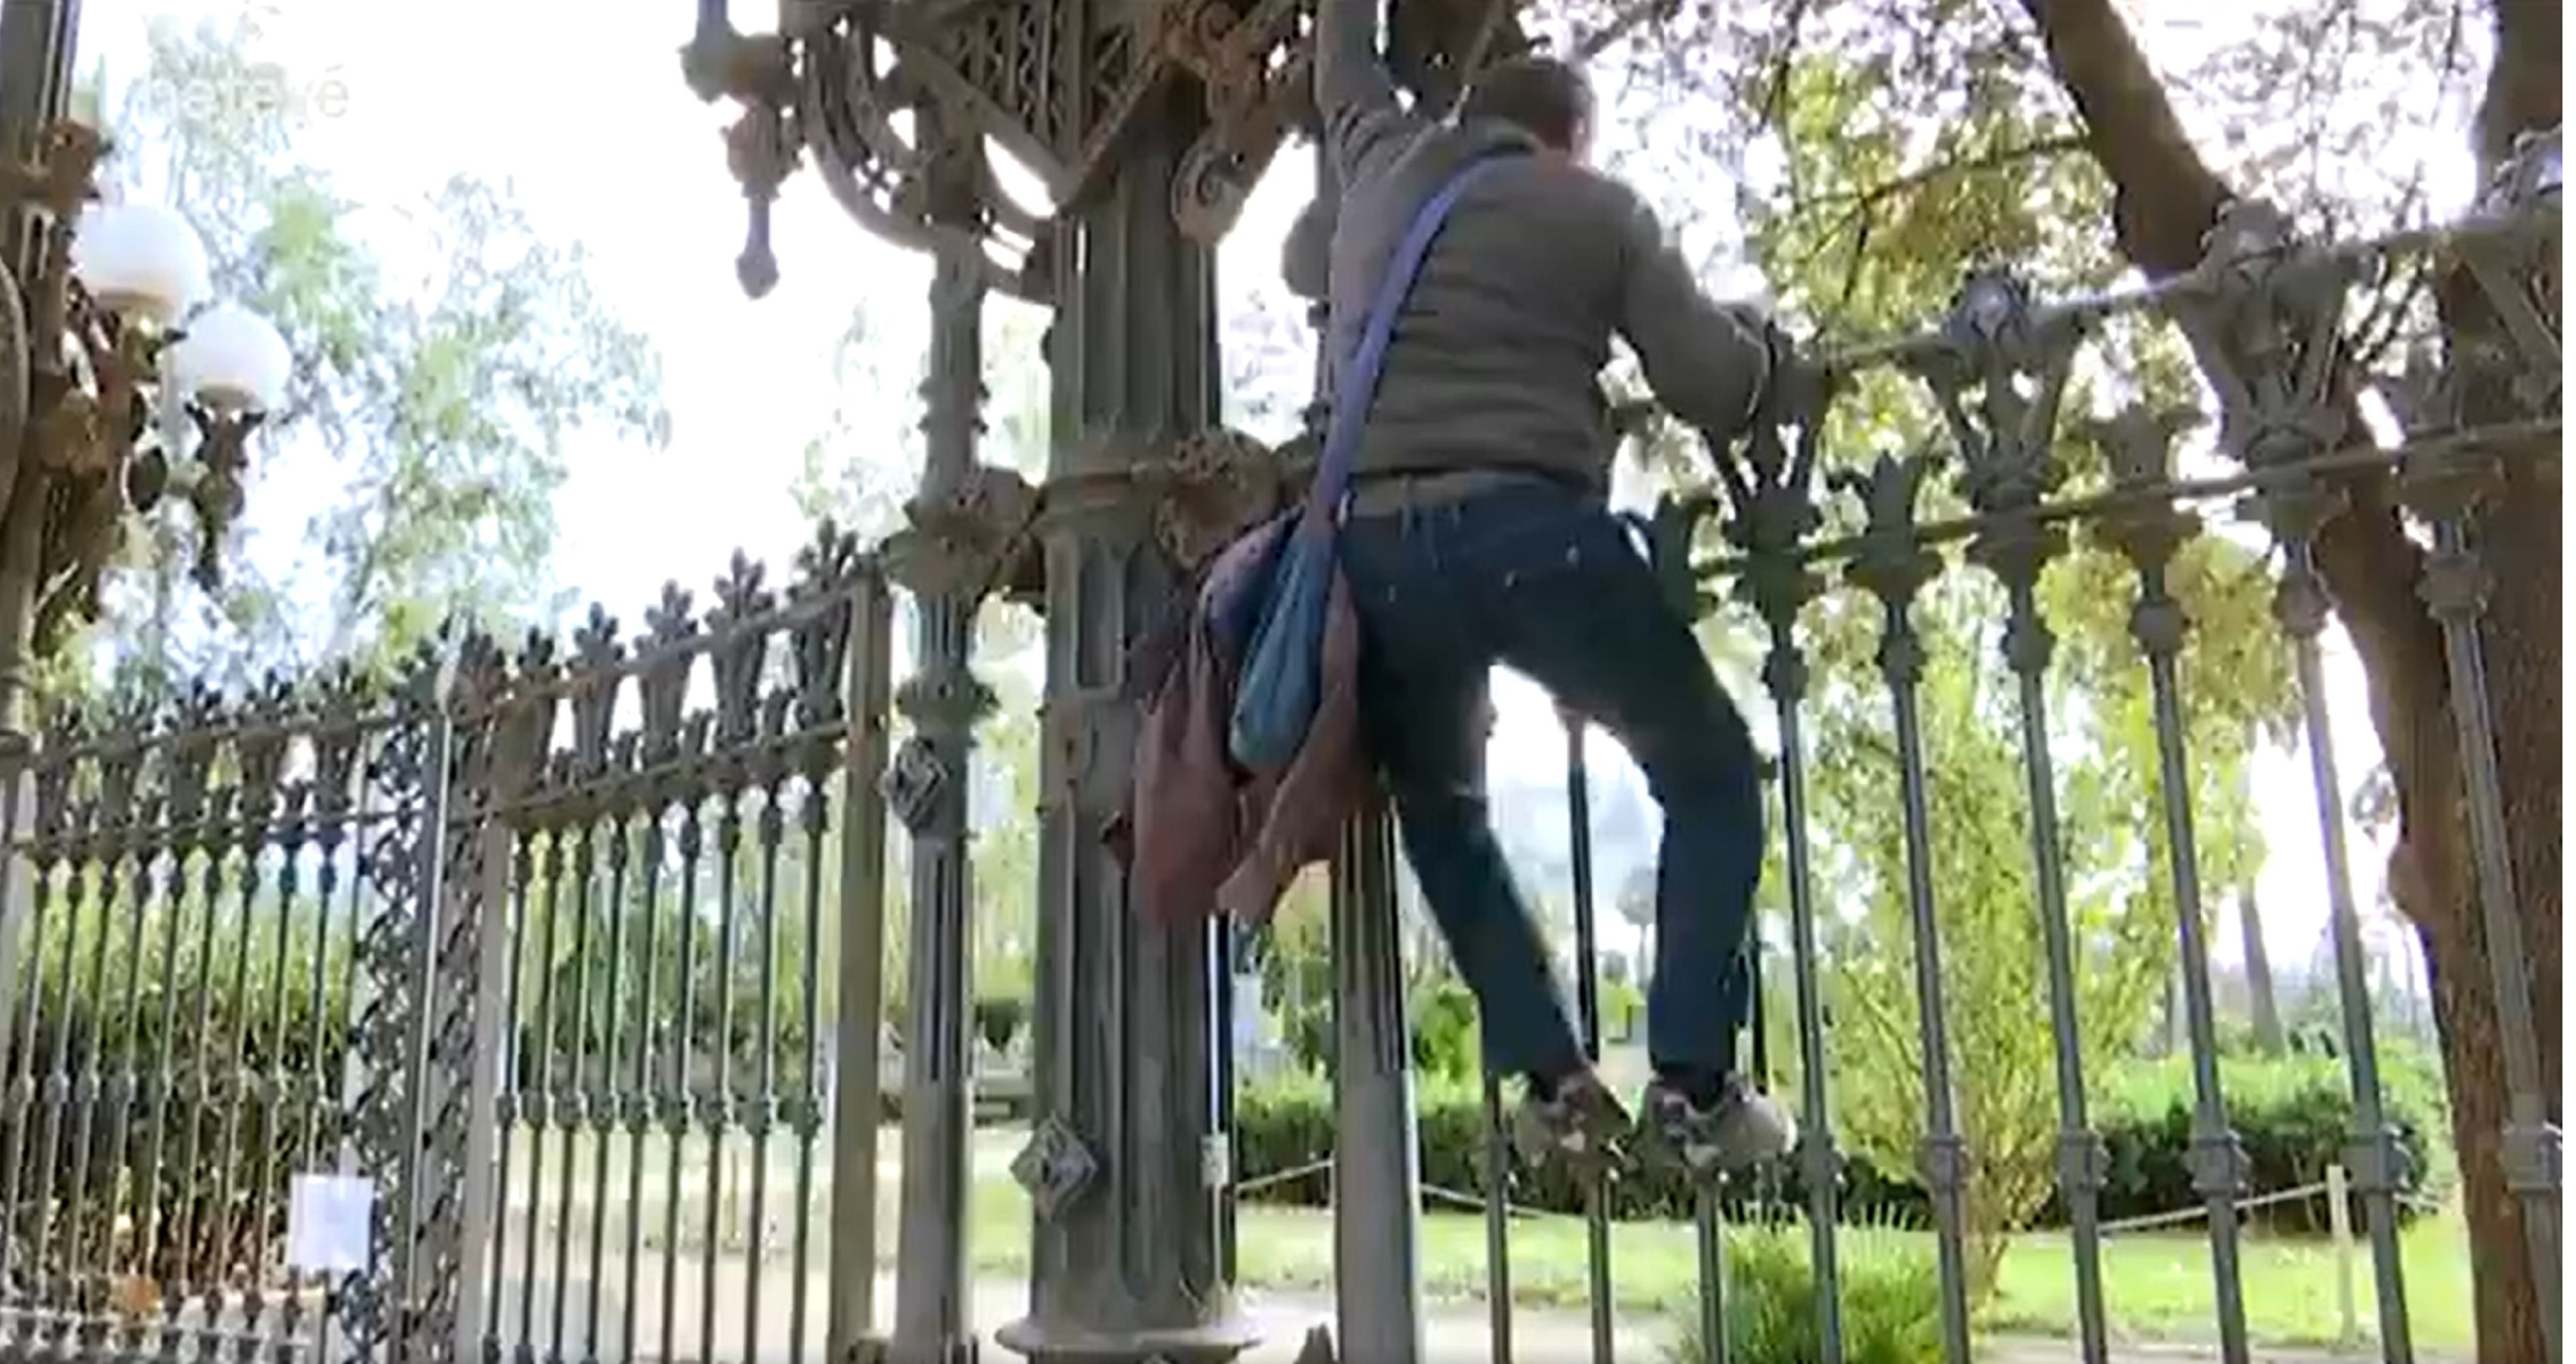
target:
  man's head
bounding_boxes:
[1457,56,1595,163]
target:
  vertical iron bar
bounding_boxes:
[287,771,355,1359]
[15,805,74,1348]
[5,799,65,1351]
[825,574,893,1362]
[1212,912,1238,1290]
[1694,1189,1725,1364]
[618,805,663,1364]
[0,796,60,1340]
[1560,714,1614,1364]
[581,810,635,1364]
[2275,533,2414,1362]
[1998,574,2110,1362]
[657,802,705,1364]
[1477,1070,1513,1364]
[0,752,23,1112]
[486,840,535,1363]
[99,810,160,1352]
[2416,504,2561,1359]
[243,796,314,1346]
[133,813,191,1337]
[1328,797,1421,1364]
[60,810,127,1341]
[457,741,524,1364]
[1843,469,1975,1363]
[165,812,228,1335]
[743,776,786,1364]
[2138,590,2255,1360]
[785,774,830,1364]
[515,831,567,1363]
[548,819,603,1364]
[1883,638,1974,1363]
[696,788,745,1364]
[2096,411,2251,1363]
[203,798,275,1346]
[1765,643,1842,1359]
[320,756,376,1364]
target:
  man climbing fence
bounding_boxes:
[1287,0,1799,1176]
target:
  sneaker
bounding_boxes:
[1635,1073,1797,1177]
[1510,1070,1632,1178]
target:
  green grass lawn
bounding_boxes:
[951,1174,2473,1353]
[497,1123,2474,1354]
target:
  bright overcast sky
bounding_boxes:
[72,0,2448,985]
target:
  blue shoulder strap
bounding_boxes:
[1306,155,1515,522]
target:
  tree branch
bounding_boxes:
[2006,0,2446,829]
[2009,0,2226,279]
[2476,0,2560,167]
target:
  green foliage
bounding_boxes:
[1664,1217,1942,1364]
[1602,977,1645,1045]
[4,888,354,1284]
[1229,1053,2446,1230]
[71,15,666,700]
[2090,1044,2454,1232]
[505,836,826,1073]
[1410,980,1481,1082]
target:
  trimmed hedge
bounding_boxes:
[1233,1049,2450,1230]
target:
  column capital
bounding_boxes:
[882,463,1041,602]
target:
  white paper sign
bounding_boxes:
[285,1174,375,1273]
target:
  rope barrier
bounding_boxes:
[1233,1157,2452,1232]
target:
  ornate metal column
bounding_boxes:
[0,0,76,747]
[1000,80,1257,1362]
[680,5,1329,1356]
[879,110,1035,1364]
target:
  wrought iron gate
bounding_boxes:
[0,527,897,1364]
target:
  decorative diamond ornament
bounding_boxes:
[880,736,948,832]
[1010,1116,1098,1221]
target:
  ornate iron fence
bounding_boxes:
[464,532,896,1364]
[0,132,2554,1364]
[0,525,899,1364]
[0,667,438,1363]
[1309,147,2562,1364]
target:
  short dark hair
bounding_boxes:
[1457,56,1593,152]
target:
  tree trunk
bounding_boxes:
[2240,891,2284,1055]
[2016,3,2560,1360]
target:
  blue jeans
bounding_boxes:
[1339,477,1764,1083]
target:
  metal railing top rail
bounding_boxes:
[1805,183,2557,379]
[1686,415,2562,582]
[20,671,410,769]
[445,554,880,721]
[1640,142,2564,586]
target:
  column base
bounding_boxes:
[854,1335,978,1364]
[993,1307,1263,1363]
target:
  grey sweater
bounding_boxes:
[1286,0,1773,492]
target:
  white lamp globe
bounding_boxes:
[170,301,290,415]
[72,202,212,328]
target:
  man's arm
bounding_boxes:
[1612,188,1779,442]
[1281,193,1333,301]
[1315,0,1419,185]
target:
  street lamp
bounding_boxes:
[0,117,288,730]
